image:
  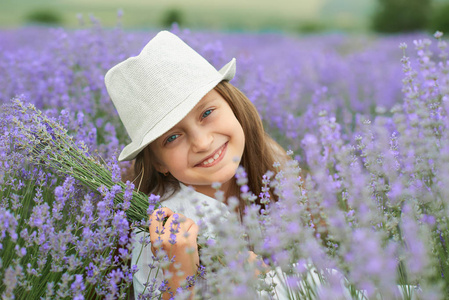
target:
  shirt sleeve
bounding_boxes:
[132,229,163,297]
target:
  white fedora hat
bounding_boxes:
[105,31,236,161]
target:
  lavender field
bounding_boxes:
[1,21,449,299]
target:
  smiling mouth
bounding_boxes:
[196,142,227,167]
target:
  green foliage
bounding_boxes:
[430,3,449,34]
[297,21,326,34]
[371,0,432,33]
[161,8,184,28]
[25,9,62,25]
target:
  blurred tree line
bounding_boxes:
[372,0,449,34]
[24,7,184,28]
[22,1,449,34]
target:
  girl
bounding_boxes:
[105,31,287,298]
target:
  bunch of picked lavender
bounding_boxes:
[0,98,164,298]
[9,98,157,224]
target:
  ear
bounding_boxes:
[147,143,168,174]
[153,162,169,174]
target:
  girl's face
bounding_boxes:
[150,89,245,197]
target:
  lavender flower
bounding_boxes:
[2,23,449,299]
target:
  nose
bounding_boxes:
[190,128,213,153]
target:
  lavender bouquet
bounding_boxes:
[9,99,154,224]
[0,98,155,298]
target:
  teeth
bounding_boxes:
[202,147,224,165]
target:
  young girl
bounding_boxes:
[105,31,287,298]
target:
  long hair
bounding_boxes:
[133,81,288,214]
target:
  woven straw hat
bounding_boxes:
[105,31,236,161]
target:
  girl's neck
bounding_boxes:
[190,179,242,217]
[191,180,232,200]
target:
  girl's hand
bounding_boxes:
[247,251,269,277]
[149,207,199,296]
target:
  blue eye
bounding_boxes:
[202,109,213,119]
[166,134,179,144]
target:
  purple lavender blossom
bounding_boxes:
[2,22,449,299]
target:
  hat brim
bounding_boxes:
[118,58,236,161]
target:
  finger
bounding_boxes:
[149,212,185,243]
[149,207,173,243]
[149,207,174,233]
[149,207,174,222]
[181,223,199,242]
[163,214,194,238]
[156,211,190,230]
[150,216,196,251]
[161,216,198,243]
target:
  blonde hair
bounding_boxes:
[133,81,288,214]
